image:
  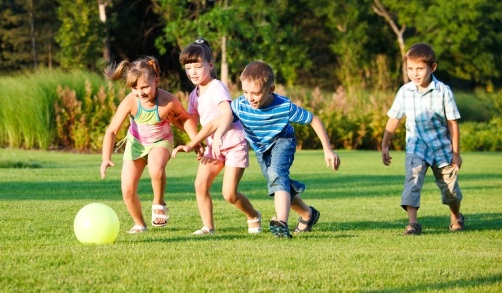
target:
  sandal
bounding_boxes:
[127,225,147,234]
[449,213,465,232]
[269,218,292,238]
[151,204,169,227]
[192,227,215,235]
[404,223,422,235]
[294,206,320,233]
[247,211,262,234]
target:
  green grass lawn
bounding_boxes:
[0,149,501,292]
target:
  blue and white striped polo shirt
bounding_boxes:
[231,93,313,153]
[387,76,461,167]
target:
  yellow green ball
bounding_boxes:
[74,203,120,244]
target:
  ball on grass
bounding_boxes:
[74,203,120,244]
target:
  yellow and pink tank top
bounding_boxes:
[121,97,174,160]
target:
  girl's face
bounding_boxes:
[184,61,213,86]
[131,76,158,103]
[241,79,274,109]
[406,59,437,91]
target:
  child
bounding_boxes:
[100,56,200,234]
[381,43,464,235]
[172,38,261,235]
[178,60,341,238]
[234,60,340,238]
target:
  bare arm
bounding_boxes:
[310,115,340,171]
[447,119,462,169]
[172,101,234,158]
[101,96,133,179]
[381,117,400,166]
[171,117,221,158]
[211,101,234,157]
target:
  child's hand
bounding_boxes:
[100,160,115,179]
[171,145,192,158]
[382,147,392,166]
[194,144,204,161]
[166,111,182,123]
[452,153,462,169]
[211,137,223,158]
[325,151,341,171]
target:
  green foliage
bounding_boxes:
[460,122,502,152]
[2,69,499,152]
[0,69,124,150]
[381,0,502,86]
[53,80,125,151]
[1,149,501,291]
[275,86,406,151]
[154,0,311,86]
[55,0,102,70]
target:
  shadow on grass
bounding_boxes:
[121,231,352,244]
[363,273,502,293]
[0,177,199,201]
[318,213,502,234]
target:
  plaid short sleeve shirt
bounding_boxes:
[387,76,461,167]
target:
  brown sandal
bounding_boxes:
[404,223,422,235]
[449,213,465,232]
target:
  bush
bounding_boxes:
[1,70,500,152]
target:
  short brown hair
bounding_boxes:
[404,43,436,67]
[239,61,275,90]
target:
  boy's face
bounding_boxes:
[241,79,274,109]
[406,59,437,90]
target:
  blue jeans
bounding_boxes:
[255,135,305,198]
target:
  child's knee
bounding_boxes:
[442,190,462,205]
[222,189,239,204]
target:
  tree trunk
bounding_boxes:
[220,34,229,87]
[29,0,38,68]
[372,0,408,84]
[98,0,110,63]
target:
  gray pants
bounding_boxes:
[401,154,463,209]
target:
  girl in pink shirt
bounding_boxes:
[173,38,261,235]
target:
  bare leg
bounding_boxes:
[274,190,291,223]
[121,159,147,227]
[449,201,463,229]
[194,157,221,230]
[147,147,170,225]
[405,205,419,223]
[290,195,312,230]
[222,166,260,229]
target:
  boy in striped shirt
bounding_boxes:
[230,61,341,238]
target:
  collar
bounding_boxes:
[404,75,439,93]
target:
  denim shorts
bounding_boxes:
[401,154,463,209]
[255,135,305,198]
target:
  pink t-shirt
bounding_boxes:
[188,80,245,149]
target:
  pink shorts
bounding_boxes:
[204,140,249,168]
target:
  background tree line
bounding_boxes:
[0,0,501,152]
[2,0,501,91]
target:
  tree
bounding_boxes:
[55,0,102,70]
[0,0,58,71]
[372,0,407,84]
[152,0,311,88]
[376,0,502,87]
